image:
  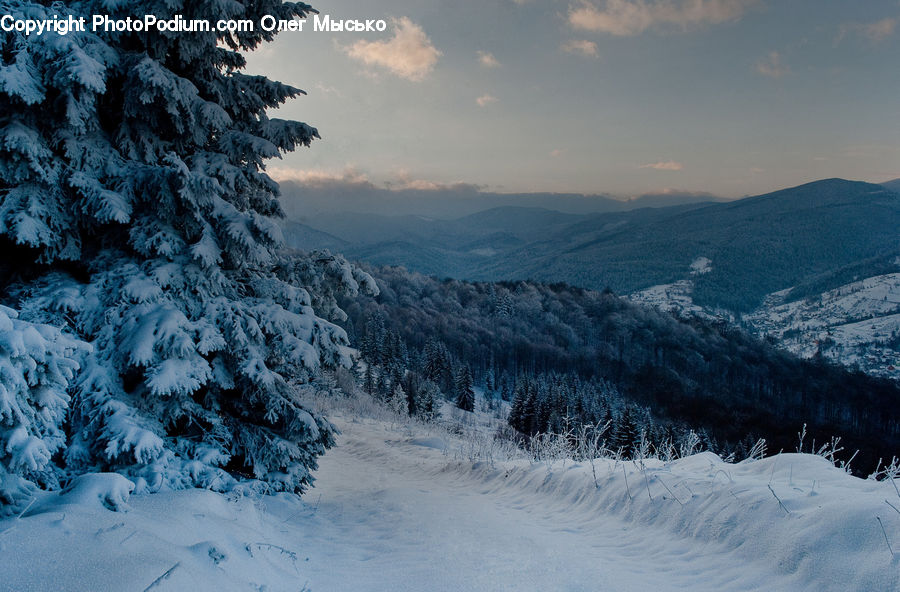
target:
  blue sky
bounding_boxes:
[248,0,900,198]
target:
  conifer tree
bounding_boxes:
[454,366,475,412]
[484,367,495,396]
[0,0,373,496]
[363,362,376,397]
[376,371,389,401]
[423,339,443,383]
[402,371,418,416]
[611,405,641,455]
[508,382,527,431]
[0,305,89,509]
[415,380,440,421]
[388,383,408,417]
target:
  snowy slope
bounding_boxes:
[744,273,900,379]
[2,394,899,591]
[630,266,900,380]
[629,279,722,321]
[629,257,732,322]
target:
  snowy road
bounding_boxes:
[3,410,893,591]
[293,416,809,592]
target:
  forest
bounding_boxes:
[337,262,900,474]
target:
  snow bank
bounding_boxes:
[38,473,136,513]
[1,486,315,592]
[443,450,900,590]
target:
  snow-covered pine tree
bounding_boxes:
[422,339,442,384]
[388,383,408,417]
[508,382,526,430]
[610,405,641,455]
[454,366,475,412]
[415,379,440,421]
[363,362,376,397]
[375,371,389,401]
[0,0,373,496]
[484,367,495,397]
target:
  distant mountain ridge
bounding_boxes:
[519,178,900,310]
[880,178,900,193]
[278,179,722,219]
[287,178,900,314]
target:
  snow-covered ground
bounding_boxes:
[630,266,900,380]
[629,279,723,321]
[744,273,900,379]
[629,257,732,323]
[2,393,899,591]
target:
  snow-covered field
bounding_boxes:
[2,394,898,591]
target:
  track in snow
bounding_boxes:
[3,409,891,591]
[293,416,809,592]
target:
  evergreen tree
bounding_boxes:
[508,381,527,431]
[522,382,539,435]
[454,366,475,412]
[611,405,641,455]
[484,367,495,398]
[0,305,89,509]
[388,383,408,417]
[359,324,376,362]
[402,370,419,416]
[0,0,374,496]
[351,355,364,383]
[363,363,376,397]
[415,380,441,421]
[376,371,389,401]
[423,339,444,383]
[500,378,512,402]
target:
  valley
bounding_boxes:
[286,178,900,381]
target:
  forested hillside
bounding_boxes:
[337,264,900,474]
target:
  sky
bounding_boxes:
[247,0,900,199]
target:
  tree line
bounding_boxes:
[339,264,900,473]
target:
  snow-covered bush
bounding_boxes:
[0,0,373,499]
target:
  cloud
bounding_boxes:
[386,170,484,192]
[567,0,756,36]
[864,18,897,41]
[477,51,501,68]
[639,161,683,171]
[550,149,565,158]
[755,51,789,78]
[343,17,441,81]
[838,17,897,43]
[476,94,499,107]
[269,166,481,194]
[313,82,343,98]
[561,39,600,57]
[629,188,720,205]
[642,188,713,196]
[269,166,373,186]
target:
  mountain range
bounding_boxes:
[277,179,722,219]
[283,177,900,379]
[284,178,900,311]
